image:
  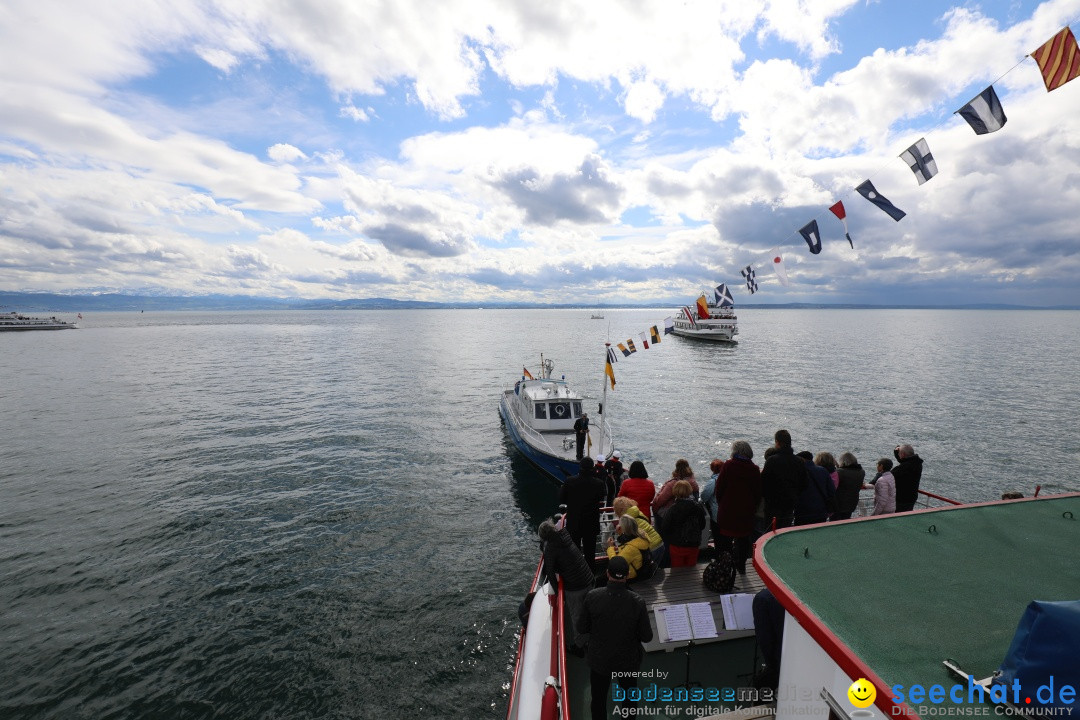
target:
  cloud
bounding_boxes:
[491,155,623,225]
[364,223,469,258]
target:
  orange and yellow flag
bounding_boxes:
[696,294,710,319]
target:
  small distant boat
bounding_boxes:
[0,311,78,331]
[499,355,613,482]
[590,313,604,319]
[671,283,738,343]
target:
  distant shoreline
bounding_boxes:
[2,292,1077,313]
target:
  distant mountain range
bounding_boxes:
[1,291,1075,312]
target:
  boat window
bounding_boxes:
[572,402,583,417]
[550,402,570,420]
[534,403,547,419]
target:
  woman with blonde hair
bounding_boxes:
[612,496,664,563]
[605,515,653,581]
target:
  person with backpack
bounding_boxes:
[660,480,706,567]
[605,515,654,581]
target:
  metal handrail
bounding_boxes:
[505,395,613,458]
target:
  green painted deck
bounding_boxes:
[759,495,1080,705]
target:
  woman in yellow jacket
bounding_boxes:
[606,515,653,581]
[612,497,664,566]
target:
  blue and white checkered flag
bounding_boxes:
[741,265,758,294]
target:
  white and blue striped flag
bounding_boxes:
[956,85,1007,135]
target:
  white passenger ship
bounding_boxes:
[671,285,738,343]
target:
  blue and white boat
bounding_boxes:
[499,355,613,482]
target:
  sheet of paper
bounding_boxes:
[687,602,718,639]
[720,595,737,630]
[731,593,755,629]
[659,605,692,642]
[720,594,756,630]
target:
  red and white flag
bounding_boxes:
[770,248,790,286]
[829,201,854,248]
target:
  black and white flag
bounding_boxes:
[799,219,822,254]
[741,265,758,294]
[956,85,1007,135]
[856,180,906,222]
[900,138,938,185]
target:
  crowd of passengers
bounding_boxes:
[531,430,927,719]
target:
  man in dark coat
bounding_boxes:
[558,458,606,569]
[892,443,924,512]
[759,429,808,529]
[539,519,595,654]
[577,556,653,720]
[573,413,589,460]
[794,451,836,525]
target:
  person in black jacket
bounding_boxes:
[759,430,808,529]
[794,451,836,525]
[573,413,589,459]
[661,480,706,566]
[833,452,866,520]
[577,556,653,720]
[892,444,924,512]
[558,458,606,569]
[539,519,595,655]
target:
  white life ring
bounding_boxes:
[553,403,567,417]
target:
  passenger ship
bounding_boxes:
[671,284,738,343]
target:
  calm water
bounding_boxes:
[2,309,1079,719]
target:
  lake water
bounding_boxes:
[2,308,1078,719]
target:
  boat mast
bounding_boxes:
[599,341,610,458]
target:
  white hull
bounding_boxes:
[671,326,737,343]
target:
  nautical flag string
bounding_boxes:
[714,284,734,308]
[900,138,939,185]
[799,220,822,254]
[829,201,853,248]
[741,265,758,294]
[1031,26,1080,92]
[605,347,616,389]
[618,342,631,357]
[664,317,674,335]
[607,346,619,363]
[626,338,637,353]
[956,85,1007,135]
[639,332,649,349]
[856,180,906,222]
[650,325,661,344]
[770,248,790,286]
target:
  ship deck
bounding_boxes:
[756,494,1080,708]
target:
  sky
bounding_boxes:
[2,0,1079,306]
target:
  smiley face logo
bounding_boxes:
[848,678,876,708]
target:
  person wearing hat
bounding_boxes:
[604,450,625,500]
[577,555,653,720]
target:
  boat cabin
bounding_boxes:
[514,378,584,432]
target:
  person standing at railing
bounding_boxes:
[538,519,594,657]
[872,458,896,515]
[892,443,924,513]
[833,452,866,520]
[573,412,589,460]
[559,457,606,570]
